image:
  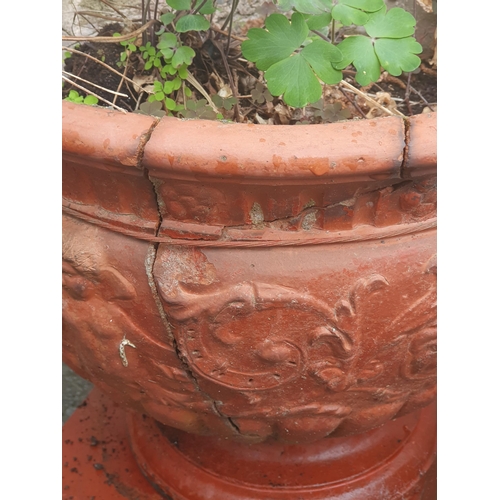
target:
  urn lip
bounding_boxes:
[62,101,436,182]
[62,102,436,241]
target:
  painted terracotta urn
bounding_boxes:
[62,100,437,499]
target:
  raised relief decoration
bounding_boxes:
[153,245,437,442]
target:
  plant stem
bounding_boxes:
[311,30,330,43]
[62,19,156,42]
[62,75,127,112]
[63,71,128,97]
[331,19,335,43]
[224,0,240,56]
[193,0,209,15]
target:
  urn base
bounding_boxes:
[128,400,437,500]
[62,389,436,500]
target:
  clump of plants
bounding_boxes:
[62,0,436,124]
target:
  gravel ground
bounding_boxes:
[62,363,93,423]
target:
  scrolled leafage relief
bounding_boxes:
[62,216,216,430]
[153,246,437,442]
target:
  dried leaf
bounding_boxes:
[416,0,433,13]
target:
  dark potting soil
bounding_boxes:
[62,22,437,124]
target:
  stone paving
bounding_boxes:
[62,363,93,423]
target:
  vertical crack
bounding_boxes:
[145,244,242,435]
[138,118,241,436]
[400,117,411,179]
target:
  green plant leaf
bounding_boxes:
[83,95,99,105]
[160,47,174,59]
[177,65,189,79]
[334,35,380,85]
[364,6,416,38]
[301,39,343,84]
[166,0,191,10]
[195,0,216,14]
[158,33,178,48]
[137,100,166,117]
[165,97,177,110]
[331,0,384,26]
[289,0,332,15]
[305,12,333,30]
[160,13,175,25]
[266,54,322,108]
[163,81,175,94]
[241,13,309,71]
[175,14,210,32]
[374,37,422,75]
[334,5,422,84]
[172,45,196,68]
[172,76,182,90]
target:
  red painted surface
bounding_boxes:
[62,389,163,499]
[62,389,436,499]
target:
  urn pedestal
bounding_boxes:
[62,102,437,499]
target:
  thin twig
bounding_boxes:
[341,88,429,105]
[62,70,128,97]
[185,71,220,114]
[62,19,155,42]
[62,46,149,94]
[74,11,123,23]
[420,64,437,76]
[409,86,435,111]
[225,0,240,56]
[193,0,209,15]
[311,30,330,42]
[338,86,367,118]
[100,0,127,18]
[211,26,245,42]
[339,80,406,117]
[210,38,241,121]
[62,75,127,112]
[113,53,131,105]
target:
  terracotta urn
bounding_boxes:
[62,100,437,499]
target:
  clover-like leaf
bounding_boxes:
[301,39,343,84]
[160,13,175,25]
[195,0,216,14]
[364,6,416,38]
[83,95,98,105]
[175,14,210,32]
[374,37,422,75]
[158,33,178,49]
[305,12,333,30]
[137,100,166,117]
[332,0,384,26]
[243,13,343,108]
[334,36,380,85]
[290,0,332,15]
[334,6,422,85]
[172,45,196,68]
[166,0,190,10]
[266,55,322,108]
[251,82,273,104]
[241,13,309,70]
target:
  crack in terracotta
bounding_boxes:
[137,122,243,435]
[401,117,411,178]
